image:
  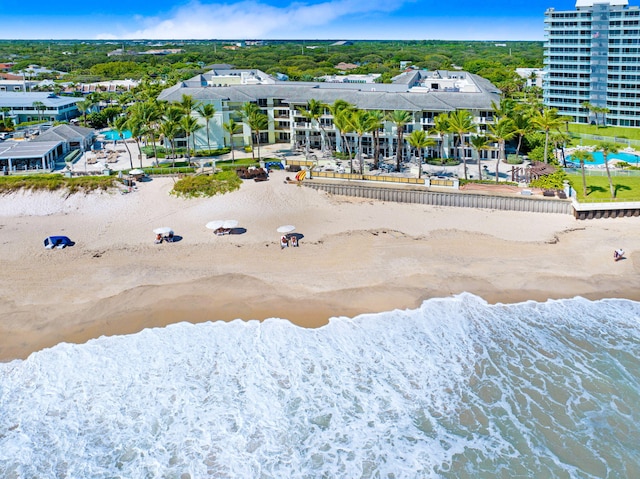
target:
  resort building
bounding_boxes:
[0,139,63,173]
[0,92,81,123]
[32,124,95,155]
[544,0,640,126]
[157,68,501,161]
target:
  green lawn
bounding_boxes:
[567,173,640,202]
[568,124,640,141]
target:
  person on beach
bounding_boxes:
[290,236,298,247]
[155,233,163,244]
[614,248,625,261]
[280,235,289,249]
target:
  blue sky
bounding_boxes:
[2,1,582,40]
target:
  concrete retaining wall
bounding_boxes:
[304,181,574,215]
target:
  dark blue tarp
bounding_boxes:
[43,236,73,248]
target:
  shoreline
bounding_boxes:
[1,172,639,361]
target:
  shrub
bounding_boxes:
[0,174,116,194]
[529,170,568,190]
[193,147,231,157]
[506,154,523,164]
[426,158,460,166]
[171,170,242,198]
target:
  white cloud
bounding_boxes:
[96,0,408,39]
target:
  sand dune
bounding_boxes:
[1,170,638,360]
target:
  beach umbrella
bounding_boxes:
[153,226,173,235]
[223,220,239,229]
[129,168,144,175]
[206,220,225,230]
[277,225,295,233]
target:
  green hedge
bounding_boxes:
[141,146,231,158]
[426,158,460,166]
[64,149,82,163]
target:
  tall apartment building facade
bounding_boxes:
[544,0,640,127]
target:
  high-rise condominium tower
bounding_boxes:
[544,0,640,126]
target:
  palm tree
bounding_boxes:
[331,108,356,167]
[241,102,261,160]
[430,113,450,163]
[593,106,610,127]
[75,99,94,125]
[112,116,133,169]
[387,110,413,172]
[349,109,374,175]
[511,112,531,157]
[407,129,435,179]
[126,116,145,169]
[469,135,491,181]
[572,149,594,197]
[245,110,269,162]
[531,108,565,164]
[131,100,162,166]
[550,130,573,167]
[158,120,180,167]
[180,115,203,164]
[447,109,475,180]
[195,103,216,154]
[179,94,196,115]
[32,101,46,122]
[367,110,385,169]
[328,100,355,155]
[488,117,516,183]
[297,99,327,152]
[223,118,241,163]
[597,141,619,198]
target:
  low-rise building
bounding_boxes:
[32,124,95,154]
[0,92,81,123]
[0,139,63,172]
[158,67,501,161]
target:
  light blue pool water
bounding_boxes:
[102,129,131,141]
[566,150,640,166]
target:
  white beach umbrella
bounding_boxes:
[223,220,239,229]
[153,226,173,235]
[129,168,144,175]
[277,225,295,233]
[206,220,225,230]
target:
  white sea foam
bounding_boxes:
[1,294,640,478]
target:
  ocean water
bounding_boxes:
[1,294,639,478]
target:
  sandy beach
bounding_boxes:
[1,169,639,361]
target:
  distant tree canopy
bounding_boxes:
[0,39,543,86]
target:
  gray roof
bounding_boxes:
[0,140,62,159]
[0,92,81,108]
[32,124,95,143]
[158,70,501,112]
[159,82,499,112]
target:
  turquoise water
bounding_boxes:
[566,150,640,166]
[1,294,639,477]
[102,129,131,141]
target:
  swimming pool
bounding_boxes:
[102,129,131,141]
[566,150,640,166]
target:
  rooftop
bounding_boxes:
[0,140,62,159]
[0,92,81,108]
